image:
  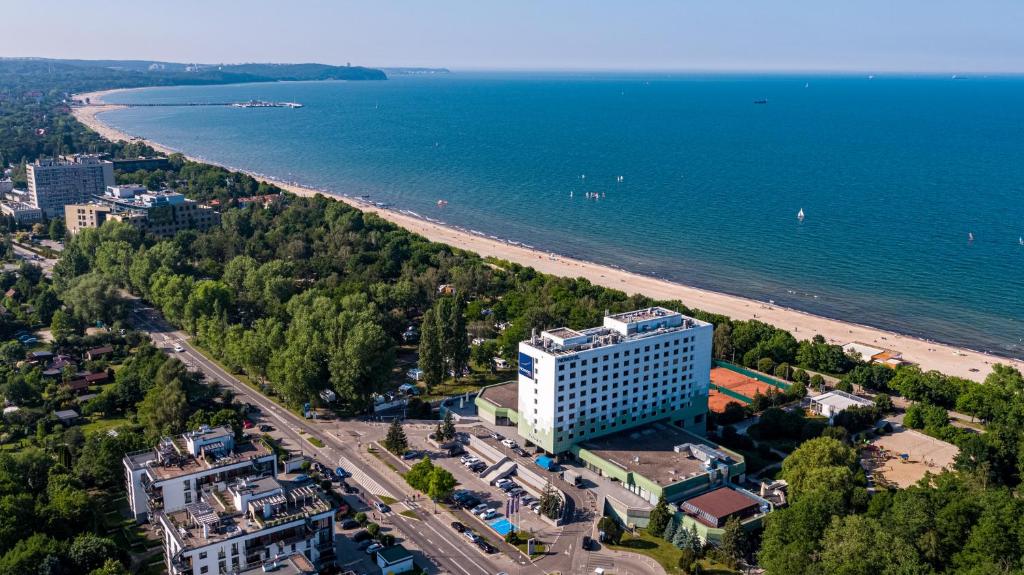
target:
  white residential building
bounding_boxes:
[517,307,713,454]
[27,155,114,217]
[808,390,874,422]
[124,426,336,574]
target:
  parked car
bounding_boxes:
[470,462,486,473]
[582,535,595,551]
[335,467,351,478]
[402,450,421,460]
[447,445,465,457]
[480,509,498,520]
[460,496,481,509]
[341,519,360,530]
[352,530,372,542]
[292,474,311,484]
[374,501,391,513]
[501,438,517,449]
[258,424,274,432]
[365,543,383,555]
[476,540,496,554]
[471,504,490,515]
[463,530,480,543]
[495,478,511,487]
[451,521,466,533]
[342,483,359,495]
[513,447,529,457]
[490,432,503,440]
[242,420,254,429]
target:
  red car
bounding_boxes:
[243,420,254,429]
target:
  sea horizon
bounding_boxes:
[97,72,1024,360]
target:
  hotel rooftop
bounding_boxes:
[523,306,708,356]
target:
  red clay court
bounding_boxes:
[710,366,777,402]
[708,388,746,413]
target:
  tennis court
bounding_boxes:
[711,366,776,401]
[489,517,516,536]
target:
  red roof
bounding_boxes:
[85,372,109,383]
[682,488,760,522]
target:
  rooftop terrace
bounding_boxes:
[125,435,274,482]
[161,477,332,547]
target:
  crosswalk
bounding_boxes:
[339,456,392,498]
[586,554,615,574]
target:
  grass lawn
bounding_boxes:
[420,368,515,401]
[80,416,131,436]
[400,509,419,519]
[379,495,398,505]
[610,530,741,575]
[611,530,685,573]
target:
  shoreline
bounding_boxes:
[72,89,1024,383]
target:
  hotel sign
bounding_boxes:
[518,352,535,379]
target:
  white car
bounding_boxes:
[501,438,517,449]
[173,344,185,353]
[479,508,498,520]
[471,504,490,515]
[365,543,383,555]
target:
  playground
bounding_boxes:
[862,425,959,488]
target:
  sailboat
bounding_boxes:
[1019,236,1023,246]
[569,190,573,198]
[797,208,805,221]
[968,232,975,242]
[617,175,624,183]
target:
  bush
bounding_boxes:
[597,516,622,545]
[355,511,367,525]
[366,522,380,537]
[757,358,776,374]
[678,548,697,573]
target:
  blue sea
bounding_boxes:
[100,73,1024,358]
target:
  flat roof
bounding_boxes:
[682,487,760,521]
[605,306,681,325]
[378,544,413,564]
[810,390,873,410]
[238,553,316,574]
[478,381,518,411]
[579,423,737,487]
[131,437,274,481]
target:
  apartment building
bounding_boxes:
[517,307,712,454]
[124,426,336,574]
[65,186,220,237]
[27,155,114,217]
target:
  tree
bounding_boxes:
[404,457,434,492]
[662,516,679,541]
[539,481,562,520]
[69,534,120,573]
[597,516,622,545]
[818,515,929,575]
[0,533,65,574]
[366,522,381,538]
[647,495,672,536]
[50,309,78,339]
[137,380,189,441]
[88,559,130,575]
[774,362,791,381]
[810,374,825,391]
[757,357,775,374]
[427,466,458,501]
[718,517,748,566]
[713,323,733,361]
[47,218,65,241]
[382,419,408,455]
[440,410,456,442]
[418,308,443,393]
[781,437,859,502]
[62,272,124,326]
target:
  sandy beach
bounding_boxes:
[72,88,1024,383]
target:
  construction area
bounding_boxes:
[862,424,959,488]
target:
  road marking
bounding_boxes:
[339,456,392,498]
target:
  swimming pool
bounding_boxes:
[489,517,516,536]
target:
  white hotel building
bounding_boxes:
[517,307,713,454]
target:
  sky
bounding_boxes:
[7,0,1024,73]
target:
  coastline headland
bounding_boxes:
[72,88,1024,384]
